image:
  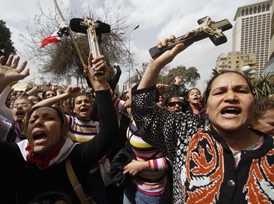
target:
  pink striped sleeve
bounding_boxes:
[112,94,127,113]
[148,157,167,171]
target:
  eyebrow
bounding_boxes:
[212,85,250,92]
[31,112,56,119]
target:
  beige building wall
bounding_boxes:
[232,0,272,78]
[215,52,257,78]
[270,0,274,59]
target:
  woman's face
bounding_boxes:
[73,95,93,120]
[45,90,56,99]
[125,83,137,108]
[28,95,40,104]
[11,98,33,122]
[26,107,63,156]
[188,89,201,105]
[157,96,164,107]
[167,97,183,112]
[206,73,255,134]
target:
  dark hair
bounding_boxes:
[72,93,93,108]
[186,88,201,99]
[28,94,42,102]
[204,71,254,103]
[164,95,181,107]
[154,87,160,102]
[42,90,57,99]
[25,106,67,130]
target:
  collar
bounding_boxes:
[209,124,273,159]
[17,138,78,170]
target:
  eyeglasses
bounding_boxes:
[10,103,32,109]
[167,101,183,107]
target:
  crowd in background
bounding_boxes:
[0,36,273,204]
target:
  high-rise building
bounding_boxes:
[215,52,257,78]
[232,0,272,78]
[270,0,274,59]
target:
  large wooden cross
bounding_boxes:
[149,16,233,58]
[70,13,110,75]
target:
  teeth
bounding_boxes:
[221,107,241,114]
[226,108,236,110]
[33,132,46,140]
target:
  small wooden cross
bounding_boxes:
[149,16,233,58]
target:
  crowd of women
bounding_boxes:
[0,35,273,204]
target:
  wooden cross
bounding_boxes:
[70,13,111,75]
[85,13,101,59]
[149,16,233,58]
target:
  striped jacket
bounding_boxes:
[113,94,169,196]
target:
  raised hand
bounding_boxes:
[85,52,110,91]
[0,55,29,94]
[151,35,186,69]
[138,36,186,90]
[175,76,182,85]
[66,85,81,97]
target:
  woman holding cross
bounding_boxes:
[131,36,274,204]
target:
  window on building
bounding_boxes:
[246,8,248,15]
[262,5,265,12]
[249,7,253,14]
[266,4,270,11]
[241,9,245,16]
[258,5,261,12]
[254,6,257,13]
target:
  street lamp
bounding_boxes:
[128,24,139,88]
[242,65,255,79]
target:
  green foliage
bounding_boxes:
[0,20,16,60]
[252,74,274,100]
[160,65,200,87]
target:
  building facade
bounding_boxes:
[215,52,257,78]
[232,0,272,78]
[270,0,274,59]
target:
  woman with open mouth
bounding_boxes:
[184,88,205,115]
[0,53,119,203]
[131,36,274,204]
[32,59,112,204]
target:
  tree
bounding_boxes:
[20,1,132,84]
[161,65,200,87]
[252,73,274,100]
[0,20,16,60]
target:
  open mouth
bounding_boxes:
[221,107,241,115]
[80,107,88,113]
[33,131,47,141]
[15,111,24,116]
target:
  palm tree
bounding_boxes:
[252,73,274,100]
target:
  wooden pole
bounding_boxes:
[53,0,86,67]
